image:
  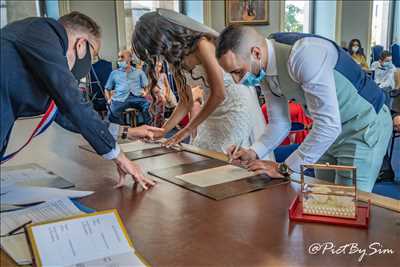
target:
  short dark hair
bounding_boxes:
[379,50,392,61]
[58,11,101,39]
[216,24,245,59]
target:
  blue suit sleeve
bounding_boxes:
[14,20,116,156]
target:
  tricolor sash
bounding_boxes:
[1,100,58,164]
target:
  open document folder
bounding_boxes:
[26,210,147,267]
[1,198,86,265]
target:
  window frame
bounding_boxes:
[280,0,314,34]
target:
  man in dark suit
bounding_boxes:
[0,12,162,189]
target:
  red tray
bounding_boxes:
[288,195,370,229]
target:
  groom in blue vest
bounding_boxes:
[216,25,392,192]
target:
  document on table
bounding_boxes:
[119,140,161,153]
[0,198,85,265]
[27,210,146,267]
[1,163,74,189]
[176,164,255,187]
[1,186,93,205]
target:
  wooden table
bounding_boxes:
[1,119,400,267]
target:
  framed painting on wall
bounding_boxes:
[225,0,269,25]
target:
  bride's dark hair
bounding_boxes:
[132,11,216,105]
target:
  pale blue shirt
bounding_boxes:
[105,67,148,102]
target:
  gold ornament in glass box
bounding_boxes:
[301,164,357,219]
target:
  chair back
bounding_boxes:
[371,45,384,65]
[392,43,400,68]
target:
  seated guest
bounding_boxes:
[371,50,396,90]
[105,50,151,125]
[153,60,177,109]
[348,39,368,69]
[149,85,165,128]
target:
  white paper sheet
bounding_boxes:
[176,165,255,187]
[119,140,161,153]
[0,186,93,205]
[1,164,58,185]
[66,251,145,267]
[0,198,85,265]
[31,211,134,266]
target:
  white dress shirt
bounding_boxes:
[250,37,342,173]
[102,123,121,160]
[370,61,396,89]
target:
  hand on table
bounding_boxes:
[163,128,191,147]
[113,152,156,189]
[245,160,285,179]
[128,125,164,140]
[225,145,258,165]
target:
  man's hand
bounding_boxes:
[246,160,285,178]
[113,152,156,189]
[226,145,257,164]
[163,128,191,147]
[128,125,164,140]
[394,115,400,133]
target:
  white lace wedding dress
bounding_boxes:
[186,66,274,160]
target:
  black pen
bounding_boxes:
[7,220,32,236]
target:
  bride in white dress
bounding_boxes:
[187,65,267,153]
[132,9,273,160]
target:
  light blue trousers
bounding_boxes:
[316,105,393,192]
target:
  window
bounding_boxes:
[391,0,400,43]
[283,0,312,33]
[181,0,203,24]
[313,0,336,40]
[370,0,390,48]
[1,0,41,28]
[123,0,179,50]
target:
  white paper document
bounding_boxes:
[119,140,160,153]
[1,164,59,185]
[30,211,145,267]
[176,165,255,187]
[1,186,93,205]
[0,198,85,265]
[65,252,145,267]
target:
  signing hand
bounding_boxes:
[128,125,165,140]
[163,128,191,147]
[245,160,284,178]
[113,152,156,189]
[226,145,257,164]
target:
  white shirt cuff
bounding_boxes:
[108,123,120,141]
[250,141,272,160]
[284,150,304,173]
[102,144,120,160]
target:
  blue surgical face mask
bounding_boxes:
[240,54,266,86]
[117,61,127,69]
[382,61,392,69]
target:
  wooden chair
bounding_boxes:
[123,108,138,127]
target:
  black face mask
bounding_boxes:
[71,41,92,80]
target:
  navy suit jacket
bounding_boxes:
[0,17,115,156]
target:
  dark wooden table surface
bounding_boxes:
[1,119,399,267]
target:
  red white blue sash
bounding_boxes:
[1,100,58,164]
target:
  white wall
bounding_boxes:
[340,0,371,50]
[69,0,119,63]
